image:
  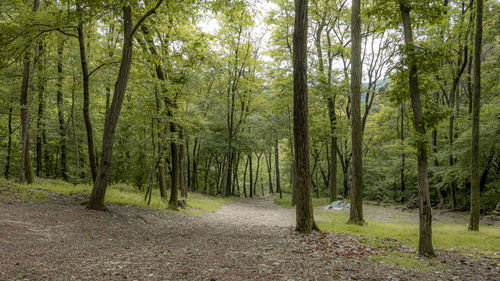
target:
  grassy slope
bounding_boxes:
[0,178,240,214]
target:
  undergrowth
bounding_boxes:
[0,178,239,214]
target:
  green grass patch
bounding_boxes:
[2,178,239,214]
[0,178,48,202]
[274,194,500,254]
[316,211,500,254]
[369,251,445,272]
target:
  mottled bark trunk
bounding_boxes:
[249,153,253,198]
[400,2,434,256]
[57,42,68,181]
[78,23,97,184]
[35,40,45,177]
[275,140,281,198]
[265,151,273,194]
[88,6,134,210]
[4,106,13,178]
[293,0,317,234]
[179,128,187,198]
[349,0,364,225]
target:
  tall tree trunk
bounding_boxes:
[293,0,317,234]
[179,127,187,198]
[249,153,253,198]
[35,40,45,177]
[469,0,483,231]
[254,152,262,195]
[400,102,406,204]
[400,2,435,256]
[71,79,80,184]
[88,1,163,210]
[275,139,281,198]
[78,22,97,184]
[4,106,13,178]
[328,104,338,203]
[265,151,273,193]
[349,0,364,225]
[243,157,248,198]
[57,41,68,181]
[191,138,199,191]
[431,128,444,207]
[19,55,34,184]
[168,121,180,210]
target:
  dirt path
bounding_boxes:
[0,194,498,281]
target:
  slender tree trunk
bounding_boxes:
[400,102,406,204]
[469,0,483,231]
[254,153,262,195]
[243,157,248,198]
[71,80,80,185]
[328,101,338,203]
[191,138,199,191]
[275,139,281,198]
[265,151,273,193]
[179,127,187,198]
[168,121,180,210]
[87,1,163,210]
[293,0,317,234]
[4,106,13,178]
[431,128,444,207]
[35,40,45,177]
[78,23,97,184]
[19,54,34,184]
[249,153,253,198]
[400,2,435,256]
[57,41,68,181]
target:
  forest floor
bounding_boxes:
[1,191,499,281]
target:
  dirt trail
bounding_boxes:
[0,194,498,281]
[209,196,295,227]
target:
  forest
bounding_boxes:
[0,0,499,280]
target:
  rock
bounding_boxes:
[407,195,419,209]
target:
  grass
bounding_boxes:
[1,178,240,214]
[274,194,500,254]
[369,251,445,272]
[0,178,49,202]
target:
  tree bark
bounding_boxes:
[249,153,253,198]
[35,40,45,177]
[349,0,363,225]
[293,0,317,234]
[179,128,187,198]
[399,2,435,256]
[88,2,162,210]
[4,106,13,178]
[469,0,483,231]
[57,41,68,181]
[275,139,281,198]
[265,151,273,193]
[19,54,34,184]
[400,102,406,204]
[77,22,97,184]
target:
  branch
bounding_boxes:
[88,62,115,77]
[131,0,164,37]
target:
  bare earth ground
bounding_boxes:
[0,193,499,281]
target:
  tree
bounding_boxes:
[87,1,163,210]
[469,0,483,232]
[399,1,435,257]
[293,0,317,234]
[349,0,364,225]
